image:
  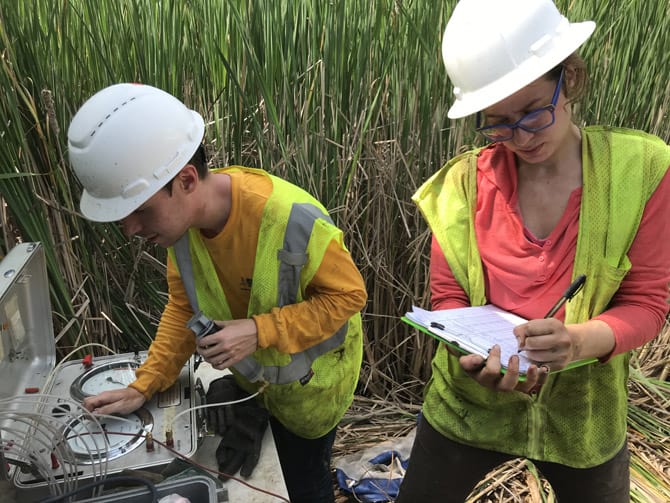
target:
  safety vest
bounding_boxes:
[171,167,363,438]
[413,127,670,467]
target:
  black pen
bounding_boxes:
[544,274,587,318]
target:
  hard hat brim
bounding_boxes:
[79,188,156,223]
[447,21,595,119]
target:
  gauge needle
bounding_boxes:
[101,423,111,442]
[106,376,126,386]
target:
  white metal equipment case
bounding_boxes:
[0,243,201,501]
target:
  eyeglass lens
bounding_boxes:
[482,108,555,141]
[477,67,564,142]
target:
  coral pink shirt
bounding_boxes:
[430,143,670,355]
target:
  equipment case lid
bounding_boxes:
[0,242,56,399]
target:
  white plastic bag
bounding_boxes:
[334,427,416,503]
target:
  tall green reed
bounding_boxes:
[0,0,668,384]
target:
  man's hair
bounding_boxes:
[188,144,209,178]
[163,144,208,194]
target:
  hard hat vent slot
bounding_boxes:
[530,34,553,57]
[122,179,150,199]
[89,97,137,138]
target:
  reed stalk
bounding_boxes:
[1,1,669,498]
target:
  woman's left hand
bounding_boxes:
[460,345,549,394]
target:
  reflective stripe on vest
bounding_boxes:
[174,202,347,384]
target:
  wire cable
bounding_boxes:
[148,433,290,502]
[1,394,110,476]
[1,437,60,494]
[44,342,119,390]
[73,430,291,503]
[1,415,74,493]
[0,394,114,494]
[169,391,260,430]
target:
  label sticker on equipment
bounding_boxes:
[158,382,182,407]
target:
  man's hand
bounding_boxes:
[82,387,146,415]
[196,318,259,370]
[459,345,549,394]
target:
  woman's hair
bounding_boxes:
[548,52,589,105]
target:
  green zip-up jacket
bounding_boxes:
[413,127,670,467]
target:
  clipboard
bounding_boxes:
[402,304,596,378]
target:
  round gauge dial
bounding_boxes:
[70,360,140,402]
[63,408,153,463]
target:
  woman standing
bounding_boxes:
[397,1,670,501]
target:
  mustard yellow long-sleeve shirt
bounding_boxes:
[131,169,367,398]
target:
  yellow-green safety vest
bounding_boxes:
[171,167,363,438]
[412,127,670,467]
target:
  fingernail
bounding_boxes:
[540,365,550,374]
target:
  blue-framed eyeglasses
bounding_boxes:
[476,67,565,142]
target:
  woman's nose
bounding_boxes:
[511,127,535,147]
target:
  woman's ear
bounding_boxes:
[562,65,578,99]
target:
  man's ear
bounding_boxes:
[175,164,199,193]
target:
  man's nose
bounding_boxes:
[120,214,141,237]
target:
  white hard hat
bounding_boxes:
[442,0,595,119]
[67,83,205,222]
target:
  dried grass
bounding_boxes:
[333,323,670,502]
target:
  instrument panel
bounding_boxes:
[5,352,201,501]
[0,244,221,502]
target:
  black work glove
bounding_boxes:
[205,374,249,435]
[206,375,270,480]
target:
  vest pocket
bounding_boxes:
[569,261,628,321]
